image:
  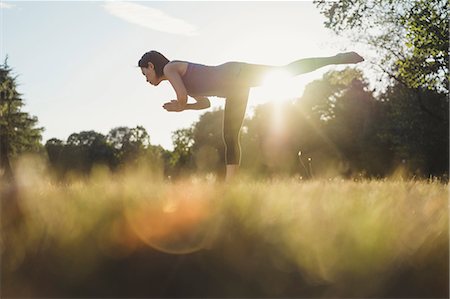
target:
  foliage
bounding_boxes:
[192,109,225,174]
[377,83,449,175]
[167,127,195,176]
[240,68,447,178]
[315,0,449,93]
[241,69,384,178]
[46,131,113,175]
[45,126,164,178]
[0,60,43,179]
[107,126,150,164]
[397,0,448,92]
[312,0,450,177]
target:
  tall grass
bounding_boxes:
[1,156,448,298]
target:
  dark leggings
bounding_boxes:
[223,56,335,165]
[223,88,250,165]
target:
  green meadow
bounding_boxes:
[1,158,448,298]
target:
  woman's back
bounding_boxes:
[179,61,246,97]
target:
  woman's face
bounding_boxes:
[141,64,160,86]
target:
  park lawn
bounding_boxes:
[1,160,448,298]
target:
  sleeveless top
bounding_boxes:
[179,61,245,98]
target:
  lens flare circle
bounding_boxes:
[125,184,218,255]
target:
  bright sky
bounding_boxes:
[2,1,367,150]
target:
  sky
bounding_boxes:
[1,1,369,150]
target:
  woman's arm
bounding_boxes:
[163,62,188,109]
[186,97,210,110]
[163,97,210,112]
[162,62,210,112]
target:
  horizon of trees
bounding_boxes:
[1,62,448,181]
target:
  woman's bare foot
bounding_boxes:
[335,52,364,64]
[225,164,239,183]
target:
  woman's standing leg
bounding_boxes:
[223,88,250,182]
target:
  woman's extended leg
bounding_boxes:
[239,52,364,87]
[223,88,250,182]
[284,51,364,75]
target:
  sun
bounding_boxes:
[249,69,308,106]
[248,70,311,131]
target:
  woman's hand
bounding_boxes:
[163,100,185,112]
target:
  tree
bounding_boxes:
[45,131,115,175]
[0,60,43,180]
[107,126,150,165]
[397,0,448,93]
[192,109,224,174]
[106,126,163,175]
[377,83,449,176]
[45,126,165,178]
[293,68,382,177]
[326,77,384,176]
[314,0,449,176]
[63,131,114,174]
[240,102,302,177]
[168,127,195,176]
[315,0,448,94]
[45,138,65,177]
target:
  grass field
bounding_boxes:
[1,157,448,298]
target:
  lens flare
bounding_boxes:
[125,182,219,254]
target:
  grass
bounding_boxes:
[1,156,448,298]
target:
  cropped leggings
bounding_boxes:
[223,56,335,165]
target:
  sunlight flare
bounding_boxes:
[250,69,308,106]
[256,70,294,132]
[263,69,291,86]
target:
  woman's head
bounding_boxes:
[138,50,170,86]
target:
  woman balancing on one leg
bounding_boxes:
[138,51,364,181]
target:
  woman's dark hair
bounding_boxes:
[138,51,170,78]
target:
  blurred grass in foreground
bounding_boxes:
[1,156,448,298]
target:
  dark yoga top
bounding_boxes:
[180,61,246,98]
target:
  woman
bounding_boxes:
[138,50,364,181]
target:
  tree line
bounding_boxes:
[1,64,447,181]
[170,68,448,179]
